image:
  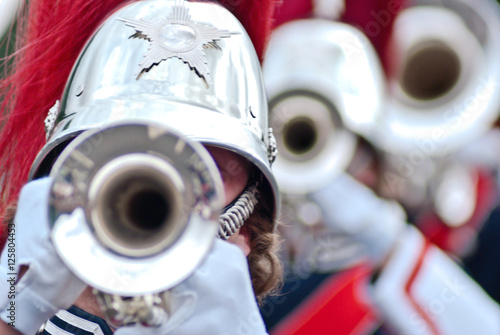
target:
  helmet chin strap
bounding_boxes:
[218,181,259,240]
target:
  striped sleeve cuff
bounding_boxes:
[40,305,113,335]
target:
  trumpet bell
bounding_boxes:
[370,0,500,156]
[269,92,357,195]
[263,19,386,195]
[87,152,186,258]
[49,122,223,296]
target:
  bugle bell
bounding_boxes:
[262,18,387,272]
[263,19,386,195]
[367,0,500,157]
[48,121,223,326]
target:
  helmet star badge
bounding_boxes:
[119,2,237,87]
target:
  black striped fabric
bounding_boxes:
[41,305,113,335]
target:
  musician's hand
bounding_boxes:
[115,239,268,335]
[0,178,86,334]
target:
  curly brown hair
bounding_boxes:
[242,193,283,304]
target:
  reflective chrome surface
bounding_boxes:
[369,0,500,156]
[30,0,279,219]
[49,122,223,296]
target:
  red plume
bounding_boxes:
[0,0,277,239]
[0,1,133,225]
[219,0,280,62]
[341,0,409,75]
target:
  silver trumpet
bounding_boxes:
[48,122,223,327]
[262,19,387,273]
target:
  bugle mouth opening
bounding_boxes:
[283,116,318,156]
[48,122,223,302]
[271,93,339,163]
[88,153,187,258]
[123,185,169,233]
[401,41,461,101]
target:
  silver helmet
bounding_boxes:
[30,0,279,220]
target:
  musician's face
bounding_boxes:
[205,145,251,256]
[205,145,250,207]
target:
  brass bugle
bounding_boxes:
[47,122,223,325]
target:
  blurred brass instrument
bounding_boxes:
[263,19,386,195]
[369,0,500,156]
[262,18,386,272]
[371,0,500,225]
[48,122,223,327]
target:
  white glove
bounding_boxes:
[311,173,407,265]
[0,177,87,334]
[115,239,268,335]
